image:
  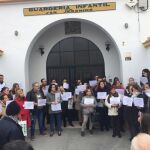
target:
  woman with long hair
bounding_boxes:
[15,89,31,128]
[95,81,110,131]
[46,84,62,136]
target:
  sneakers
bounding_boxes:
[50,131,54,137]
[69,123,74,127]
[112,134,116,137]
[118,134,122,138]
[112,133,122,138]
[81,131,85,137]
[58,131,61,136]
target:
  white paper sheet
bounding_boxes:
[75,88,80,95]
[24,101,34,109]
[110,97,120,105]
[18,121,27,136]
[146,92,150,97]
[145,89,150,93]
[68,100,73,109]
[6,100,13,107]
[63,83,69,89]
[55,93,61,101]
[51,103,61,111]
[0,103,2,113]
[145,89,150,97]
[77,85,86,92]
[140,77,148,84]
[61,92,72,101]
[116,89,125,95]
[89,80,97,87]
[38,99,46,106]
[97,92,107,99]
[84,98,94,105]
[133,97,144,108]
[122,96,133,106]
[12,95,15,100]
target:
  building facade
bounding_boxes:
[0,0,150,92]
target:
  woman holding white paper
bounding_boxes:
[94,81,110,131]
[124,85,135,141]
[113,80,125,133]
[80,88,97,136]
[129,84,145,140]
[46,84,62,136]
[60,86,74,127]
[140,69,150,87]
[105,86,121,138]
[15,89,31,128]
[143,83,150,113]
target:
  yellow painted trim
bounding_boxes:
[23,2,116,16]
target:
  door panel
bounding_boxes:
[46,37,105,88]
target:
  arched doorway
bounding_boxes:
[26,18,122,90]
[46,37,105,89]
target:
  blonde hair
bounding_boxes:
[15,89,23,98]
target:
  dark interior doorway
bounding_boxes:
[46,37,105,89]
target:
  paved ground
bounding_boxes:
[31,126,130,150]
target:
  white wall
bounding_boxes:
[0,0,149,92]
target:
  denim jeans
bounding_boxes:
[31,109,44,136]
[49,113,62,132]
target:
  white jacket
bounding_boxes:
[105,95,121,116]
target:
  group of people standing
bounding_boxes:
[0,68,150,146]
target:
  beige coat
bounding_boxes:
[105,95,121,116]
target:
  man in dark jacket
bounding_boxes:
[0,101,24,150]
[26,82,46,140]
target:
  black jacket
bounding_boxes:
[26,89,45,103]
[26,89,45,114]
[0,116,24,150]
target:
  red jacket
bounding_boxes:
[15,97,31,127]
